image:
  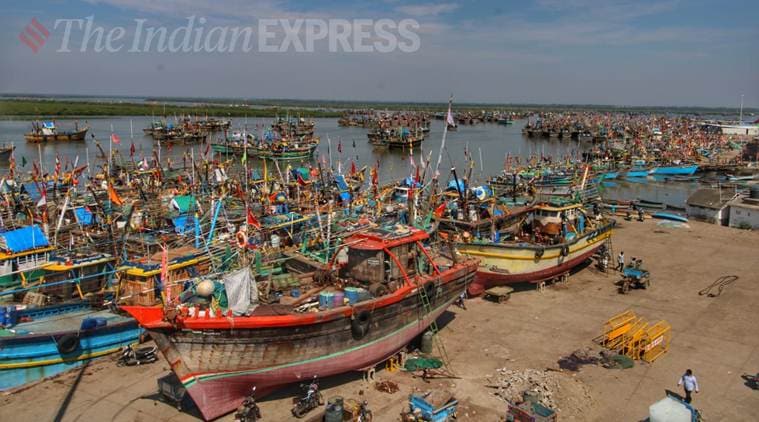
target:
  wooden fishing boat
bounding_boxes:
[121,226,478,420]
[0,302,140,390]
[652,212,688,223]
[251,139,319,161]
[636,198,667,210]
[0,226,54,293]
[368,127,425,149]
[0,144,15,160]
[24,122,89,143]
[649,165,698,176]
[456,202,614,296]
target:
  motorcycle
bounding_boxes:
[357,400,373,422]
[291,376,324,418]
[234,386,262,422]
[117,344,158,366]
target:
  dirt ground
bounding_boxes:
[2,219,758,421]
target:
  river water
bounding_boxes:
[0,117,699,207]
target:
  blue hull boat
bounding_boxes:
[650,165,698,176]
[652,212,689,223]
[0,302,140,390]
[625,169,649,178]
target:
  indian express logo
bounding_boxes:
[53,16,421,53]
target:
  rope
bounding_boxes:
[698,275,738,297]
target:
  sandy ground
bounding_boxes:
[2,219,758,422]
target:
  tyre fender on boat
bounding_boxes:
[235,231,248,248]
[535,247,544,260]
[560,245,569,257]
[56,334,80,354]
[351,310,372,340]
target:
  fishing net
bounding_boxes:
[404,357,443,371]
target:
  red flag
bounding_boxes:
[371,167,378,185]
[130,142,136,157]
[296,173,307,186]
[111,133,121,144]
[350,160,357,175]
[337,139,342,154]
[434,202,446,218]
[247,209,261,229]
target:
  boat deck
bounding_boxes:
[7,308,132,337]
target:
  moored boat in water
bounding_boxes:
[24,121,89,143]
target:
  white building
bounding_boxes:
[728,187,759,229]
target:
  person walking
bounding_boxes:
[678,369,699,403]
[617,251,625,272]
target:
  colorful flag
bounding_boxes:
[36,185,47,208]
[111,133,121,144]
[107,182,124,206]
[434,202,446,218]
[247,208,261,229]
[130,143,136,157]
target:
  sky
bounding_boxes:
[1,0,757,107]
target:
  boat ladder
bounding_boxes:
[417,279,454,374]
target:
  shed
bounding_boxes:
[685,188,733,225]
[728,188,759,229]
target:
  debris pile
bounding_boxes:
[375,380,400,394]
[487,367,595,415]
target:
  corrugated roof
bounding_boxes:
[0,225,50,253]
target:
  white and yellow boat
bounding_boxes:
[456,202,614,295]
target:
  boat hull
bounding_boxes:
[650,165,698,176]
[126,262,476,420]
[457,223,613,296]
[0,308,140,390]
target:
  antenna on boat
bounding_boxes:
[739,94,744,124]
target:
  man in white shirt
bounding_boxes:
[678,369,699,403]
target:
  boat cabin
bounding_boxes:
[337,226,436,295]
[532,202,585,237]
[118,246,211,306]
[0,226,54,292]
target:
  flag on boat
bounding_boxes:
[108,182,124,206]
[434,202,446,218]
[111,133,121,144]
[247,208,261,229]
[36,185,47,208]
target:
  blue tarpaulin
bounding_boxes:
[447,179,466,193]
[172,216,193,234]
[0,225,50,253]
[73,207,94,226]
[23,182,41,201]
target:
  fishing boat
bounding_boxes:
[456,202,614,296]
[651,212,688,223]
[635,199,667,210]
[0,226,54,293]
[649,165,698,176]
[250,140,319,161]
[368,126,425,149]
[0,144,15,160]
[24,121,89,143]
[0,302,140,390]
[122,225,478,420]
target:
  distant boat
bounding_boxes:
[25,121,89,143]
[649,165,698,176]
[625,169,649,178]
[652,212,688,223]
[636,199,667,210]
[0,144,14,159]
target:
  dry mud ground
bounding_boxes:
[2,219,758,421]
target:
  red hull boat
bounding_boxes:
[122,226,477,420]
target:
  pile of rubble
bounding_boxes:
[487,367,595,415]
[488,368,562,410]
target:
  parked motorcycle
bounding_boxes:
[117,344,158,366]
[357,400,373,422]
[234,386,262,422]
[291,376,324,418]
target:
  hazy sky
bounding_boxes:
[1,0,757,107]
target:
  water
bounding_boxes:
[0,117,697,206]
